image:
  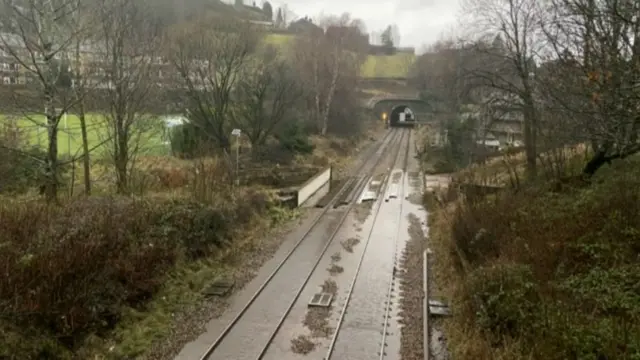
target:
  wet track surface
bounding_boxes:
[203,209,346,360]
[174,129,434,360]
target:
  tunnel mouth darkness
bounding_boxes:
[389,105,416,127]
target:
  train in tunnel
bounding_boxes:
[386,105,417,128]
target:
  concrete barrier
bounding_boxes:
[297,167,332,207]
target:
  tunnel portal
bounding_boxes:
[389,105,416,127]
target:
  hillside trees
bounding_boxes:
[381,25,395,54]
[292,14,368,136]
[275,7,284,28]
[262,1,273,20]
[541,0,640,177]
[168,17,259,153]
[461,0,546,178]
[411,40,468,111]
[232,45,302,149]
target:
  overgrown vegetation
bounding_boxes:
[0,163,287,358]
[427,150,640,359]
[413,0,640,356]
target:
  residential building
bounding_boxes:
[463,92,525,150]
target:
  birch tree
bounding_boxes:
[67,0,99,195]
[293,13,367,136]
[0,0,81,201]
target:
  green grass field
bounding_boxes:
[264,33,295,45]
[361,53,415,78]
[1,113,168,158]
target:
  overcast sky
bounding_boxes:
[267,0,462,51]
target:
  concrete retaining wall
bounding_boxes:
[297,167,332,207]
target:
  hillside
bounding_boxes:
[158,0,270,24]
[263,33,415,78]
[163,1,416,79]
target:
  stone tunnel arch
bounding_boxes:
[369,98,433,125]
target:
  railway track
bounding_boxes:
[197,128,407,360]
[324,128,412,360]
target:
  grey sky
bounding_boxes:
[269,0,461,51]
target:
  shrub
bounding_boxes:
[169,123,209,158]
[277,121,314,154]
[442,158,640,359]
[0,198,177,354]
[0,188,279,358]
[0,120,71,194]
[466,263,540,343]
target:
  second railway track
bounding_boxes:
[325,128,412,360]
[196,128,407,360]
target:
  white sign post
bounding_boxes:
[231,128,241,186]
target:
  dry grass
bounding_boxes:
[295,124,386,181]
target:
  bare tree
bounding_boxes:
[232,45,301,149]
[0,0,81,201]
[541,0,640,177]
[293,13,367,136]
[67,0,100,195]
[94,0,161,194]
[168,16,259,152]
[461,0,546,178]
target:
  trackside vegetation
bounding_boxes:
[426,154,640,359]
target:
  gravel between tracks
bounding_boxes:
[292,278,339,353]
[398,213,426,360]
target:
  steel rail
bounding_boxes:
[378,128,412,359]
[198,128,399,360]
[324,128,411,360]
[253,129,407,360]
